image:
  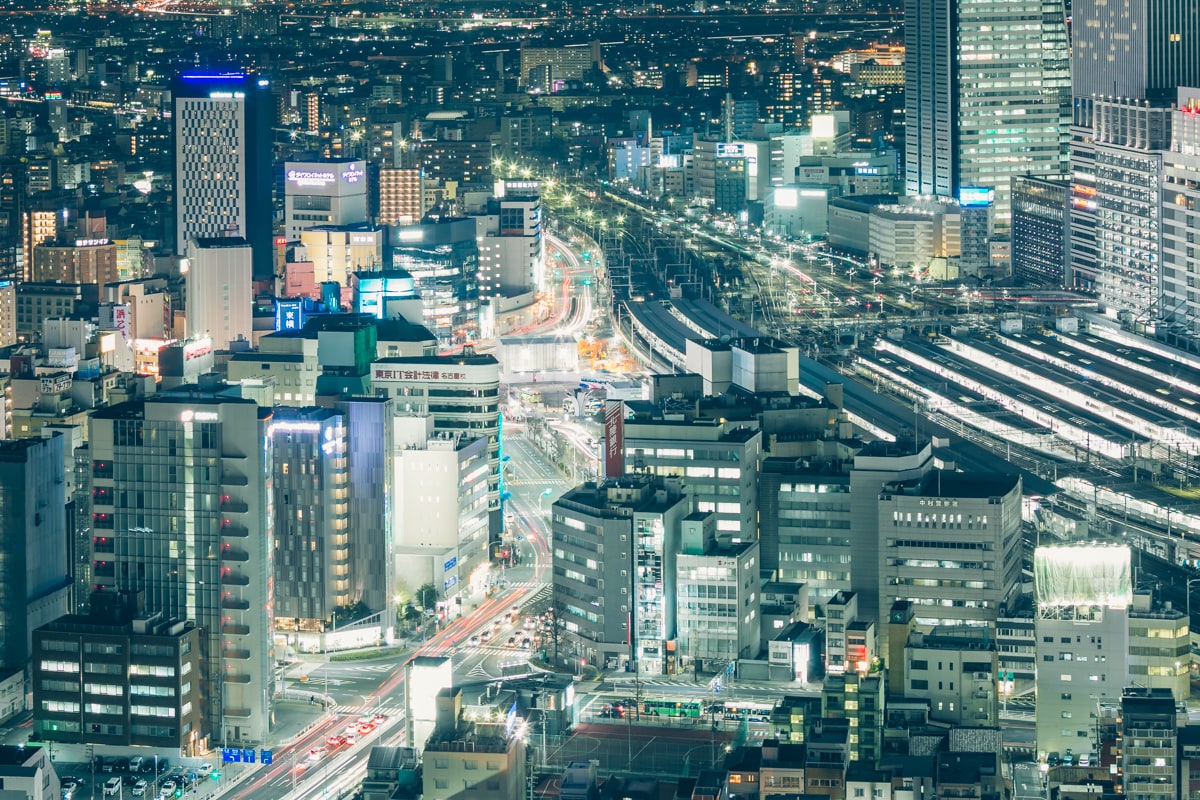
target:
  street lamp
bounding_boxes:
[538,487,553,513]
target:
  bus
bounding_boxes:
[642,699,702,718]
[715,701,774,721]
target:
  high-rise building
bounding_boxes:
[388,216,480,346]
[0,435,72,672]
[185,236,252,350]
[550,476,689,673]
[336,395,394,635]
[370,352,502,540]
[623,415,761,543]
[675,517,760,668]
[283,160,369,242]
[1092,99,1173,323]
[270,407,352,643]
[1068,0,1200,293]
[1033,544,1131,759]
[392,416,491,609]
[172,72,274,279]
[1119,688,1178,800]
[877,470,1023,631]
[904,0,1069,226]
[378,168,424,226]
[1070,0,1200,105]
[89,390,274,743]
[1160,88,1200,345]
[1011,175,1070,285]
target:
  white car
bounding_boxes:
[103,778,122,797]
[197,764,213,778]
[158,780,176,798]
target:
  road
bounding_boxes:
[212,400,571,800]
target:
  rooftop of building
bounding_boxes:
[269,406,341,424]
[0,437,56,462]
[886,469,1021,500]
[555,475,685,518]
[909,626,997,652]
[303,222,381,234]
[191,236,250,248]
[828,590,856,606]
[374,351,499,367]
[366,746,418,773]
[0,745,42,775]
[936,751,998,786]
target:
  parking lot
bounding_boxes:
[57,756,217,800]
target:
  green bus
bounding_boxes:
[642,699,702,718]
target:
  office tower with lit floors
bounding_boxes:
[1067,0,1200,293]
[903,0,1069,226]
[89,389,274,744]
[172,72,274,280]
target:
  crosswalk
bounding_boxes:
[330,703,407,718]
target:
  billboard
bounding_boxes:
[274,299,305,332]
[284,160,367,196]
[959,186,995,208]
[604,400,625,479]
[111,304,130,343]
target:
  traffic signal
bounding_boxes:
[210,770,220,781]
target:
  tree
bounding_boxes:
[403,604,421,630]
[416,583,440,612]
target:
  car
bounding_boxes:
[62,785,78,800]
[99,756,114,773]
[524,617,536,630]
[156,759,170,774]
[197,764,213,778]
[357,722,375,735]
[468,635,481,647]
[492,618,504,630]
[372,713,387,725]
[131,779,149,797]
[129,757,145,773]
[123,774,140,787]
[307,747,326,762]
[478,629,492,642]
[1061,752,1074,766]
[158,780,176,798]
[345,722,359,735]
[1078,753,1091,767]
[103,777,123,797]
[343,730,357,745]
[1046,751,1061,767]
[510,605,521,617]
[506,635,519,647]
[61,778,81,792]
[138,759,156,774]
[326,735,347,748]
[114,758,129,772]
[520,638,532,649]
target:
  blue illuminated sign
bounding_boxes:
[241,749,256,764]
[221,748,240,763]
[959,186,994,208]
[443,557,457,572]
[274,299,305,332]
[260,750,273,765]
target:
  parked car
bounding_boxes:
[131,779,149,797]
[128,757,145,773]
[103,777,122,797]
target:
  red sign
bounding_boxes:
[604,400,625,479]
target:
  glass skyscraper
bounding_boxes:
[904,0,1070,227]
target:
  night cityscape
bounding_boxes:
[0,0,1197,798]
